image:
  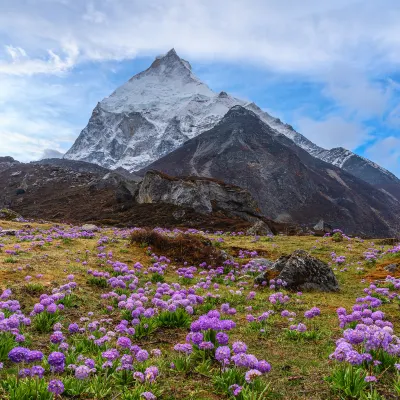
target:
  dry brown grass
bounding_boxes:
[130,229,226,266]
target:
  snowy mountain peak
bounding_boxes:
[145,48,193,76]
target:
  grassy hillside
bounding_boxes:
[0,219,399,399]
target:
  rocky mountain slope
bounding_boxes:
[0,159,265,231]
[139,106,400,237]
[64,49,400,199]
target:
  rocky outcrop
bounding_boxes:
[0,157,20,173]
[255,250,339,292]
[0,209,22,221]
[136,170,262,223]
[246,221,273,236]
[313,220,333,235]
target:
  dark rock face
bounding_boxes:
[0,159,260,231]
[137,170,263,223]
[256,250,339,292]
[140,106,400,237]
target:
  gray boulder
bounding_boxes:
[255,250,339,292]
[246,220,272,236]
[313,219,333,235]
[81,224,98,231]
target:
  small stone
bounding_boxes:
[384,264,399,273]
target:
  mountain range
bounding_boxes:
[65,49,400,201]
[32,49,400,236]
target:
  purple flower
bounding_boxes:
[232,341,247,354]
[245,369,262,382]
[216,332,229,345]
[102,349,120,361]
[256,360,271,373]
[174,343,193,354]
[229,384,243,396]
[48,380,64,395]
[136,349,149,362]
[68,323,79,333]
[50,331,65,344]
[31,365,45,378]
[134,371,145,382]
[141,392,156,400]
[215,346,231,362]
[8,347,29,363]
[199,341,214,350]
[145,366,159,382]
[26,350,44,363]
[19,368,31,378]
[48,351,66,367]
[365,375,377,382]
[75,365,91,380]
[117,336,131,349]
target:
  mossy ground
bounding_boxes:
[0,219,398,399]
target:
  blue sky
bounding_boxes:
[1,0,400,175]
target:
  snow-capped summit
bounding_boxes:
[65,49,400,199]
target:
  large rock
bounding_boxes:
[246,220,272,236]
[136,170,262,222]
[313,219,333,235]
[255,250,339,292]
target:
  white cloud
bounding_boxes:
[1,0,400,74]
[0,41,78,76]
[40,149,64,159]
[365,136,400,176]
[5,45,27,60]
[295,116,372,150]
[322,65,391,117]
[83,2,106,24]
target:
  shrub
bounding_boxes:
[156,308,191,328]
[33,310,62,333]
[130,229,226,265]
[151,273,165,284]
[87,277,108,288]
[0,332,17,362]
[24,283,45,295]
[327,365,368,398]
